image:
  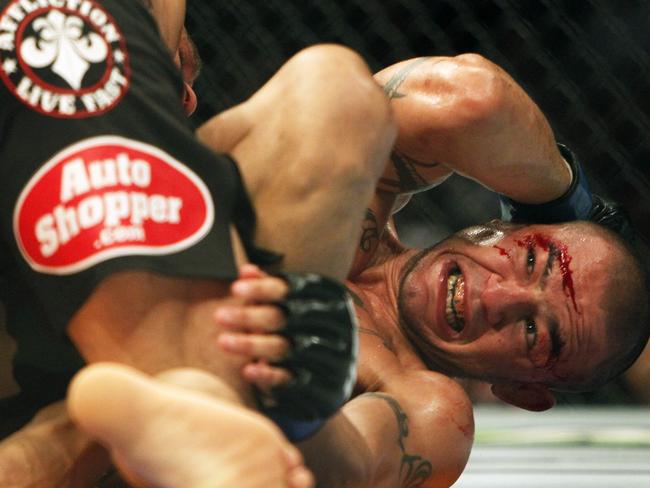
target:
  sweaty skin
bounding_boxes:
[3,43,626,487]
[221,224,624,487]
[215,55,642,488]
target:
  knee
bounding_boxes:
[291,44,394,128]
[287,44,372,84]
[285,44,396,181]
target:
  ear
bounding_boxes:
[182,83,197,116]
[490,383,556,412]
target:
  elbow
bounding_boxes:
[438,53,509,128]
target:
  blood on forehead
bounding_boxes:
[516,233,579,313]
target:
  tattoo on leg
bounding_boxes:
[360,209,380,253]
[379,151,440,194]
[382,57,431,100]
[364,393,433,487]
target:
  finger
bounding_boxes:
[282,446,315,488]
[242,362,293,389]
[231,277,289,303]
[288,465,315,488]
[218,333,290,362]
[238,263,266,280]
[215,305,286,332]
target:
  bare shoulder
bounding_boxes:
[382,370,474,487]
[330,368,473,487]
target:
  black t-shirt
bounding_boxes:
[0,0,262,405]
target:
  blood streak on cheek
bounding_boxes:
[515,233,579,313]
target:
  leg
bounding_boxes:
[67,363,314,488]
[198,44,396,280]
[0,401,93,487]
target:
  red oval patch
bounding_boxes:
[14,136,215,275]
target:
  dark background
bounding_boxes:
[186,0,650,403]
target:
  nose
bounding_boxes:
[480,273,536,327]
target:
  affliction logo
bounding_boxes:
[0,0,130,118]
[14,136,215,275]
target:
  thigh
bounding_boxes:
[67,268,261,407]
[198,45,397,280]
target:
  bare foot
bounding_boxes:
[67,363,313,488]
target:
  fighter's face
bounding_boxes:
[398,221,614,387]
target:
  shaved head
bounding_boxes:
[576,222,650,391]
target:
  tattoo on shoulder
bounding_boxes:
[360,209,380,254]
[364,393,433,487]
[379,151,440,194]
[382,57,431,100]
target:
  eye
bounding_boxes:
[526,245,536,274]
[525,318,537,349]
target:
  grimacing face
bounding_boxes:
[398,221,617,388]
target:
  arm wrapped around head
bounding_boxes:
[499,144,634,243]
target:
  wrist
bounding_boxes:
[499,144,593,223]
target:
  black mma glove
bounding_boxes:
[499,144,634,242]
[588,194,635,243]
[258,272,358,441]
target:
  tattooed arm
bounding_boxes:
[374,54,571,204]
[298,371,474,488]
[350,54,573,276]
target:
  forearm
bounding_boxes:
[437,56,571,203]
[298,413,373,488]
[376,54,571,203]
